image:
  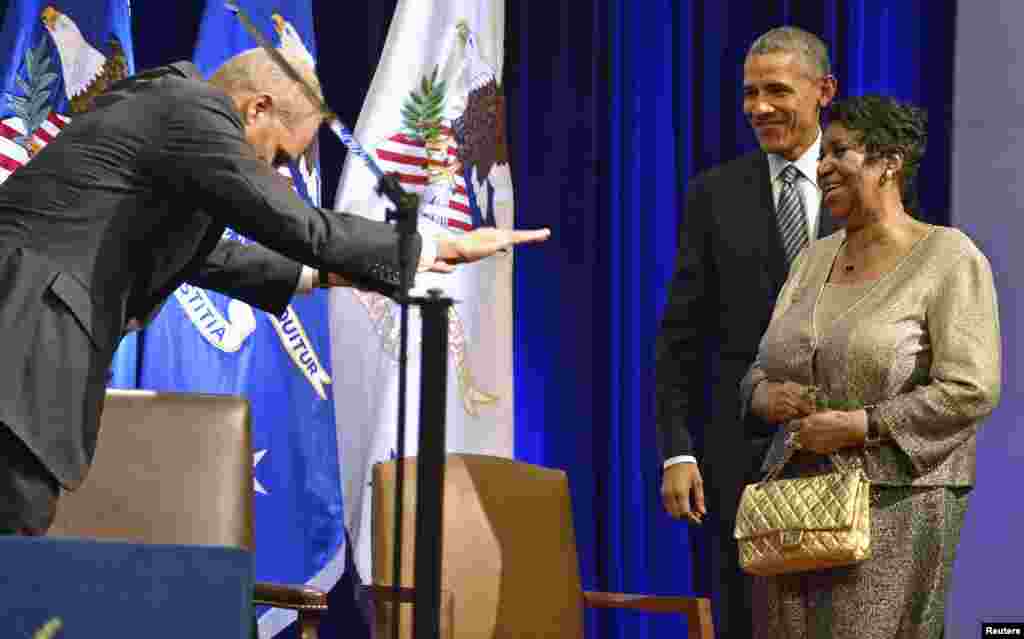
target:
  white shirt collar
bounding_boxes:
[767,129,822,188]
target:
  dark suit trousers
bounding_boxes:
[690,511,753,639]
[0,423,59,535]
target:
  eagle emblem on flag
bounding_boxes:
[371,20,511,235]
[1,5,128,180]
[41,6,129,114]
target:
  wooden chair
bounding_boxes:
[48,390,328,639]
[371,453,714,638]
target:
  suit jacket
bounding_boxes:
[0,62,421,489]
[654,149,837,520]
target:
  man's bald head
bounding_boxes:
[208,48,325,168]
[207,47,324,126]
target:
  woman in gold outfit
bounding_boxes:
[741,95,1001,639]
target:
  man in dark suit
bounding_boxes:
[655,27,837,638]
[0,48,548,534]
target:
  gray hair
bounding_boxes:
[747,26,831,78]
[207,47,324,125]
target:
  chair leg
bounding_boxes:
[690,598,714,639]
[297,611,321,639]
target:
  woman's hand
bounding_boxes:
[750,380,816,425]
[793,410,868,454]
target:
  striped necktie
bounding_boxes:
[776,164,809,264]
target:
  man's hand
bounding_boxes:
[751,380,816,425]
[794,410,867,454]
[661,463,706,525]
[430,227,551,270]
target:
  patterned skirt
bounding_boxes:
[752,484,971,639]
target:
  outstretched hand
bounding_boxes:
[317,227,552,282]
[428,227,551,272]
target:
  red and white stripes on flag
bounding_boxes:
[0,111,71,182]
[374,126,474,232]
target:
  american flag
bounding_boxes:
[0,111,71,183]
[374,124,474,232]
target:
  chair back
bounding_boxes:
[372,453,585,639]
[49,390,254,549]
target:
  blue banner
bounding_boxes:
[136,3,344,635]
[0,0,138,388]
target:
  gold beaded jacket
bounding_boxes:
[741,226,1002,487]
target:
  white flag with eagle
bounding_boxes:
[330,0,514,580]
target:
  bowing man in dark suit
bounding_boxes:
[655,27,837,638]
[0,47,549,535]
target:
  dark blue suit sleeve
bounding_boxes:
[655,177,712,462]
[153,88,419,298]
[188,239,302,316]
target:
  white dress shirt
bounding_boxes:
[663,131,823,470]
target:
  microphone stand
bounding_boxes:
[379,175,451,639]
[225,5,451,638]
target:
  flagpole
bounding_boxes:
[224,6,451,638]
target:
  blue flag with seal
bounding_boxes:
[0,0,138,389]
[135,3,343,636]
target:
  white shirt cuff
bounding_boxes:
[296,265,317,294]
[663,455,697,469]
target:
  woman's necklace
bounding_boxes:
[838,243,857,273]
[841,233,893,274]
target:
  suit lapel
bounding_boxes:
[745,152,789,284]
[167,61,202,80]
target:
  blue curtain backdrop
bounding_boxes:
[118,1,957,637]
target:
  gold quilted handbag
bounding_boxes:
[734,450,871,576]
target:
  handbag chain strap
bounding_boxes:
[760,427,857,484]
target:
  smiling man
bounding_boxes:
[0,47,548,535]
[655,27,836,638]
